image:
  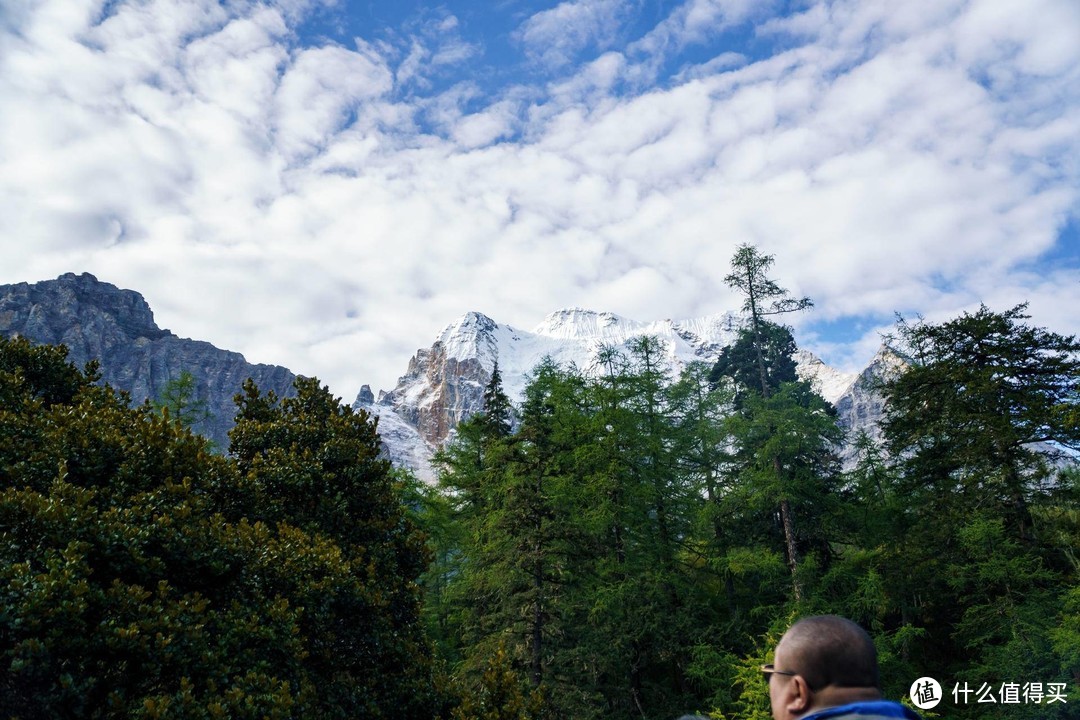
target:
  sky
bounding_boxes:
[2,0,1078,400]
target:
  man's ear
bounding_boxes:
[784,676,813,716]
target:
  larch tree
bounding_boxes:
[879,304,1080,717]
[723,243,812,400]
[717,244,819,601]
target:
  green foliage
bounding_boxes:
[429,341,832,719]
[227,375,442,717]
[0,334,98,407]
[451,643,551,720]
[0,336,444,719]
[722,243,812,398]
[714,244,828,605]
[873,304,1080,718]
[884,304,1080,534]
[435,359,586,709]
[8,294,1078,720]
[153,370,212,432]
[724,244,813,327]
[1050,584,1080,680]
[709,322,798,403]
[479,362,514,438]
[417,300,1079,719]
[722,382,842,591]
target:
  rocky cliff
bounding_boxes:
[0,273,297,449]
[832,346,909,441]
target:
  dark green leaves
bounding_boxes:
[0,336,443,719]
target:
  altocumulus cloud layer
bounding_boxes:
[1,0,1078,397]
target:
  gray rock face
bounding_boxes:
[0,273,904,477]
[833,346,908,449]
[356,384,375,405]
[0,273,297,449]
[378,343,489,447]
[817,346,915,470]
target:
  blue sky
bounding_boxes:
[1,0,1078,397]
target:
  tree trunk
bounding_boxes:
[779,491,802,602]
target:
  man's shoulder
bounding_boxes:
[802,700,923,720]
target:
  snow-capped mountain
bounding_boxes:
[0,272,901,481]
[354,308,890,481]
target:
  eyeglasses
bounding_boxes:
[761,664,798,684]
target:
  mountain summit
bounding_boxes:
[1,274,894,480]
[0,273,297,448]
[356,307,886,480]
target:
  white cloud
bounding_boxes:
[953,0,1080,78]
[452,101,520,148]
[1,0,1078,398]
[273,45,393,161]
[517,0,631,69]
[631,0,775,59]
[391,12,480,89]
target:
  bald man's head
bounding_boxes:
[776,615,880,692]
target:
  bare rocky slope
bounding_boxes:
[0,273,297,449]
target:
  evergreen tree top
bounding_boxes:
[480,360,514,438]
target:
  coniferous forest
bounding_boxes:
[1,247,1078,719]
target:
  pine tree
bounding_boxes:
[708,320,799,403]
[479,361,514,438]
[877,304,1080,717]
[723,382,842,602]
[153,369,212,431]
[884,304,1080,540]
[717,244,819,601]
[432,358,595,717]
[723,243,812,399]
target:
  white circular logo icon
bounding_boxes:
[910,677,942,709]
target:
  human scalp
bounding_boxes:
[780,615,881,691]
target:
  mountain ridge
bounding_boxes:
[2,274,896,481]
[0,273,298,449]
[358,306,893,480]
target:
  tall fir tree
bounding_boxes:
[479,361,514,438]
[716,244,820,601]
[434,359,574,712]
[723,243,812,399]
[877,304,1080,718]
[708,320,799,404]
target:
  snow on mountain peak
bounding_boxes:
[436,311,502,367]
[361,305,892,482]
[532,308,646,340]
[793,349,859,405]
[438,311,497,342]
[421,307,746,407]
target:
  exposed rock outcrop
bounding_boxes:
[373,312,504,450]
[0,273,297,449]
[833,346,908,439]
[1,273,903,479]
